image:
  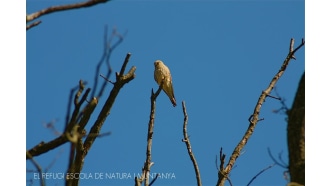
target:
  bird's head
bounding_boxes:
[154,60,163,67]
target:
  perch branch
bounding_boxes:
[216,38,305,186]
[181,101,202,186]
[135,83,163,186]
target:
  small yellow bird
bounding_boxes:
[154,60,177,107]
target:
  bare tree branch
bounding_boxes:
[135,83,163,186]
[63,53,135,186]
[26,52,130,159]
[66,81,91,133]
[219,148,226,172]
[26,0,110,24]
[27,20,129,186]
[27,135,68,159]
[64,32,125,184]
[92,26,125,99]
[27,80,90,159]
[217,147,230,185]
[67,129,85,186]
[83,52,135,154]
[79,98,99,130]
[66,97,98,186]
[216,38,305,186]
[65,81,88,130]
[272,87,290,115]
[181,101,202,186]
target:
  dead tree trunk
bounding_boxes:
[287,72,305,185]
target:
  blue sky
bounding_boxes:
[26,0,304,185]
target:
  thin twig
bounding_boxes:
[267,148,287,168]
[278,151,287,167]
[246,163,276,186]
[92,26,125,99]
[91,25,110,98]
[272,87,289,114]
[43,119,61,136]
[182,101,202,186]
[26,20,41,30]
[216,38,305,186]
[92,131,112,138]
[100,74,115,84]
[149,174,160,186]
[266,93,281,100]
[227,177,233,186]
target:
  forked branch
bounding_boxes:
[83,53,135,154]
